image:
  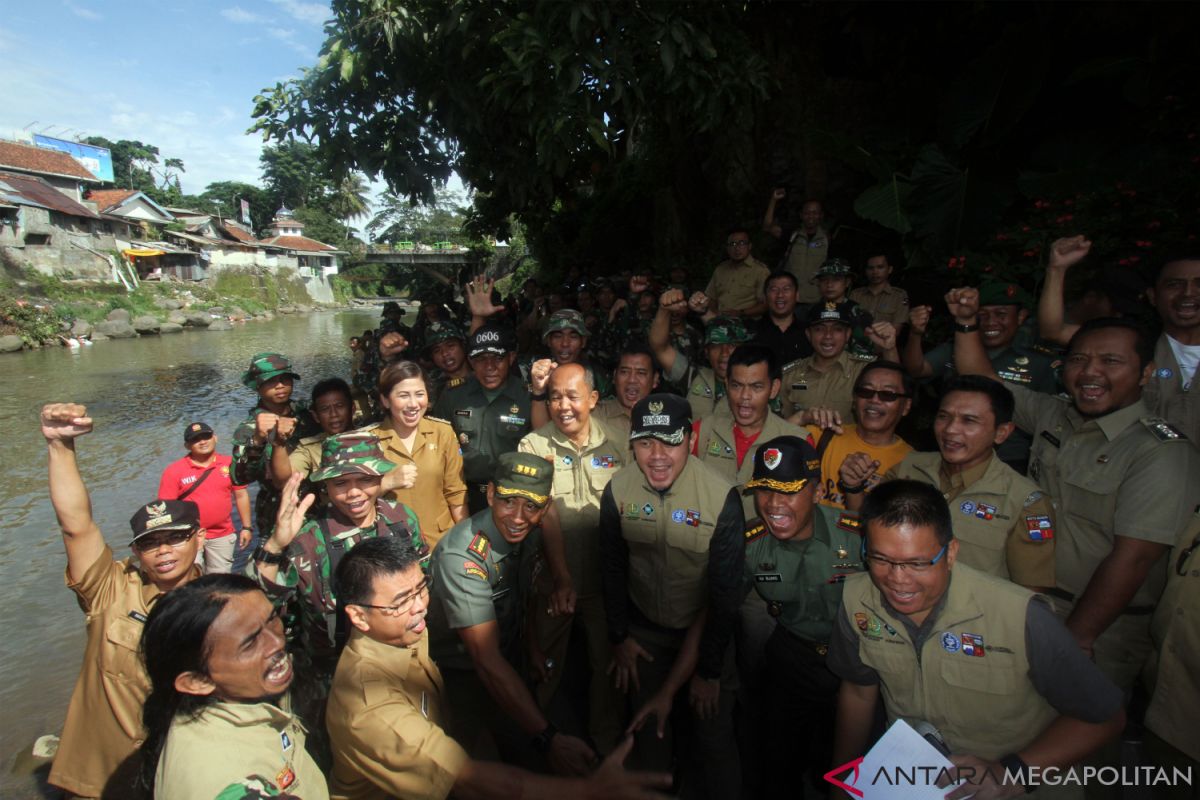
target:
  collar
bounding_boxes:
[938,454,993,492]
[345,627,420,683]
[132,558,201,607]
[471,509,518,561]
[549,417,608,453]
[1078,399,1150,441]
[200,699,296,729]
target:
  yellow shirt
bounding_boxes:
[368,416,467,548]
[805,424,912,509]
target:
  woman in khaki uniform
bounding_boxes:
[368,361,467,548]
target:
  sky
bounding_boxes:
[0,0,332,196]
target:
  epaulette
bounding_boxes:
[1022,490,1044,507]
[836,512,862,534]
[848,351,879,363]
[446,376,467,389]
[1141,417,1188,442]
[781,358,805,374]
[468,532,491,559]
[745,520,768,542]
[425,415,453,426]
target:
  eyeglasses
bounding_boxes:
[726,240,751,248]
[862,543,948,573]
[134,529,197,553]
[853,387,911,403]
[354,577,433,617]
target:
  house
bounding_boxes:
[86,189,175,239]
[258,206,344,277]
[0,139,100,203]
[0,170,131,278]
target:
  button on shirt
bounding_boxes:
[431,375,532,486]
[782,351,868,423]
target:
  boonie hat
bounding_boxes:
[467,324,516,358]
[309,432,396,482]
[629,393,692,446]
[542,309,590,339]
[812,258,853,282]
[978,280,1033,310]
[183,421,214,443]
[704,315,753,345]
[241,352,300,390]
[743,436,821,494]
[805,300,856,326]
[129,499,200,542]
[492,452,553,507]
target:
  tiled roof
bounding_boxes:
[0,171,99,218]
[86,188,138,213]
[220,222,259,243]
[0,140,100,181]
[259,234,338,252]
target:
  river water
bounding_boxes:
[0,309,380,798]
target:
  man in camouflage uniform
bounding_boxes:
[231,353,321,539]
[423,320,471,404]
[250,432,424,680]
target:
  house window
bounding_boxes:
[25,233,51,245]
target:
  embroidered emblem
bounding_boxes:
[835,513,860,533]
[961,633,985,657]
[941,632,960,653]
[973,502,997,521]
[763,448,782,469]
[854,612,869,632]
[1025,514,1055,541]
[642,503,654,516]
[672,509,686,524]
[463,560,488,582]
[686,509,701,527]
[959,500,976,515]
[468,533,490,559]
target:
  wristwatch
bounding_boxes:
[998,753,1033,793]
[253,544,288,567]
[531,722,559,753]
[954,322,979,333]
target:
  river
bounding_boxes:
[0,309,381,798]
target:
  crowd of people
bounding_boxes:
[39,189,1199,800]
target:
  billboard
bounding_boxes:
[33,135,114,182]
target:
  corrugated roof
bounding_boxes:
[0,140,100,182]
[0,171,99,218]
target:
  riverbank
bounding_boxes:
[0,259,364,353]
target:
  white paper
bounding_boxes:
[843,718,971,799]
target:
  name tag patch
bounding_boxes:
[755,573,783,582]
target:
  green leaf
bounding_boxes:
[854,177,913,235]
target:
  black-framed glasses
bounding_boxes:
[354,577,433,617]
[1177,533,1200,577]
[862,543,948,573]
[134,529,197,553]
[853,387,911,403]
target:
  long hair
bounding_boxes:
[137,574,260,794]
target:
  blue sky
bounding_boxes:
[0,0,330,195]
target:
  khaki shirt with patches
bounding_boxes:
[695,411,807,519]
[154,698,328,800]
[704,256,770,315]
[519,419,626,595]
[1146,507,1200,761]
[50,546,200,798]
[849,285,909,327]
[782,351,867,423]
[1014,386,1200,604]
[783,227,831,304]
[594,396,633,443]
[289,433,328,477]
[327,630,468,800]
[1143,333,1200,445]
[367,416,467,548]
[885,452,1056,588]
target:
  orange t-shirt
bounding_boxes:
[804,424,912,509]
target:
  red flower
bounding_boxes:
[1056,214,1074,223]
[1064,199,1074,207]
[1021,225,1031,232]
[995,233,1009,241]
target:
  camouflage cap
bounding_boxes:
[704,315,753,345]
[309,432,396,482]
[743,436,821,494]
[812,258,854,282]
[129,499,200,542]
[423,320,465,350]
[492,452,553,507]
[978,279,1033,309]
[241,352,300,390]
[542,309,590,339]
[805,300,855,327]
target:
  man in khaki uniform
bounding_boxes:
[950,291,1200,693]
[849,252,909,326]
[594,344,661,442]
[1143,257,1200,444]
[782,301,899,424]
[829,481,1125,798]
[519,363,627,751]
[42,403,204,799]
[762,189,830,305]
[599,394,746,799]
[692,343,806,518]
[269,377,356,515]
[703,225,769,318]
[853,375,1056,591]
[328,537,674,800]
[1144,506,1200,792]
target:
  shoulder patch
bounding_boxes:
[467,533,490,559]
[1141,417,1188,442]
[1023,490,1044,508]
[425,415,452,426]
[836,513,861,533]
[446,376,467,389]
[745,521,768,542]
[463,559,489,581]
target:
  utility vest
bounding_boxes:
[695,412,807,519]
[841,565,1057,760]
[611,457,734,629]
[892,453,1039,580]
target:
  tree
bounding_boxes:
[366,186,467,245]
[328,173,372,228]
[200,181,274,233]
[292,205,352,249]
[259,139,328,210]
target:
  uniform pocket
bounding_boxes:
[1061,470,1120,529]
[102,615,146,684]
[939,654,1017,695]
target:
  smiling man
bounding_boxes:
[751,271,814,367]
[1143,256,1200,443]
[593,344,661,441]
[269,378,356,513]
[43,402,204,799]
[141,575,327,800]
[829,480,1124,799]
[950,287,1200,694]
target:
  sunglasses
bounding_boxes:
[853,387,910,403]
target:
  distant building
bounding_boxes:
[258,206,344,277]
[0,139,100,203]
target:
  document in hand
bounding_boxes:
[834,718,972,799]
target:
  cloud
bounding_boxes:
[64,1,101,21]
[220,7,264,24]
[266,26,311,57]
[267,0,329,27]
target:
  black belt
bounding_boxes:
[1045,587,1154,616]
[779,625,829,657]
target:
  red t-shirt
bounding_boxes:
[157,453,245,538]
[690,420,760,468]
